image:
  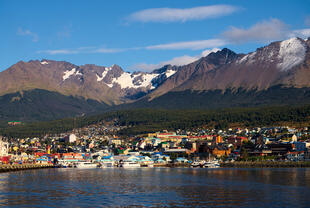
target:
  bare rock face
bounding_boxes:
[0,59,178,105]
[0,37,309,108]
[149,37,310,100]
[149,48,240,99]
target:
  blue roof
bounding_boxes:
[152,152,163,155]
[36,158,47,161]
[176,157,187,161]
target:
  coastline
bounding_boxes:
[221,161,310,168]
[0,164,54,173]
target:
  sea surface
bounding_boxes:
[0,168,309,207]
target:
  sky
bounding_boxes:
[1,0,310,72]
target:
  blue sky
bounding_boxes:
[1,0,309,72]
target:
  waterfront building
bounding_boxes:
[211,146,231,157]
[0,138,9,156]
[286,151,305,161]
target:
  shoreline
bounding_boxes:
[0,164,54,173]
[220,161,310,168]
[2,162,310,173]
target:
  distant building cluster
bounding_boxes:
[1,121,310,166]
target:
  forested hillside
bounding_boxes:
[2,105,310,138]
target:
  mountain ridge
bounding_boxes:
[0,59,178,105]
[1,37,310,122]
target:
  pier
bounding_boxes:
[0,164,54,173]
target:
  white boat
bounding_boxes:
[75,161,98,169]
[205,160,220,168]
[191,160,206,168]
[58,160,75,168]
[100,161,115,168]
[191,161,201,167]
[120,161,140,168]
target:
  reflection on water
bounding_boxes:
[0,168,309,207]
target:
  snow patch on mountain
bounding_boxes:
[104,71,162,89]
[96,67,112,82]
[41,61,48,65]
[63,68,82,81]
[165,69,177,78]
[75,71,82,76]
[96,74,103,82]
[237,52,256,64]
[106,83,114,88]
[111,72,134,89]
[136,73,159,88]
[277,37,306,71]
[104,67,178,89]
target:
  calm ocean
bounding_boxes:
[0,168,309,207]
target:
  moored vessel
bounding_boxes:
[75,161,98,169]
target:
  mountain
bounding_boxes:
[0,89,109,123]
[150,37,310,97]
[115,37,310,110]
[0,37,310,122]
[0,60,177,105]
[148,48,239,99]
[0,58,177,122]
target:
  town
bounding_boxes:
[1,119,310,168]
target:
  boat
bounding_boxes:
[75,161,98,169]
[191,160,206,168]
[191,161,201,167]
[205,160,220,168]
[100,161,115,168]
[58,160,74,168]
[119,161,140,168]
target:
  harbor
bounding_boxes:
[0,163,53,173]
[0,167,310,207]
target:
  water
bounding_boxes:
[0,168,309,207]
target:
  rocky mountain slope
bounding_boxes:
[148,37,310,100]
[0,60,177,105]
[0,37,310,121]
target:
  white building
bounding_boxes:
[0,138,9,156]
[69,134,77,143]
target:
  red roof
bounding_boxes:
[158,133,175,135]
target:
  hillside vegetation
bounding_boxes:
[1,105,310,138]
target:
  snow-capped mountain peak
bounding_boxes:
[92,64,177,91]
[96,66,112,82]
[277,37,306,71]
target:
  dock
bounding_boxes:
[0,163,54,173]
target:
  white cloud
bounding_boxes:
[146,39,226,50]
[17,28,39,42]
[130,63,161,72]
[38,47,124,55]
[92,48,125,53]
[37,18,310,60]
[38,49,79,55]
[128,5,239,23]
[222,18,310,43]
[290,29,310,38]
[38,39,225,55]
[222,18,289,43]
[131,48,220,72]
